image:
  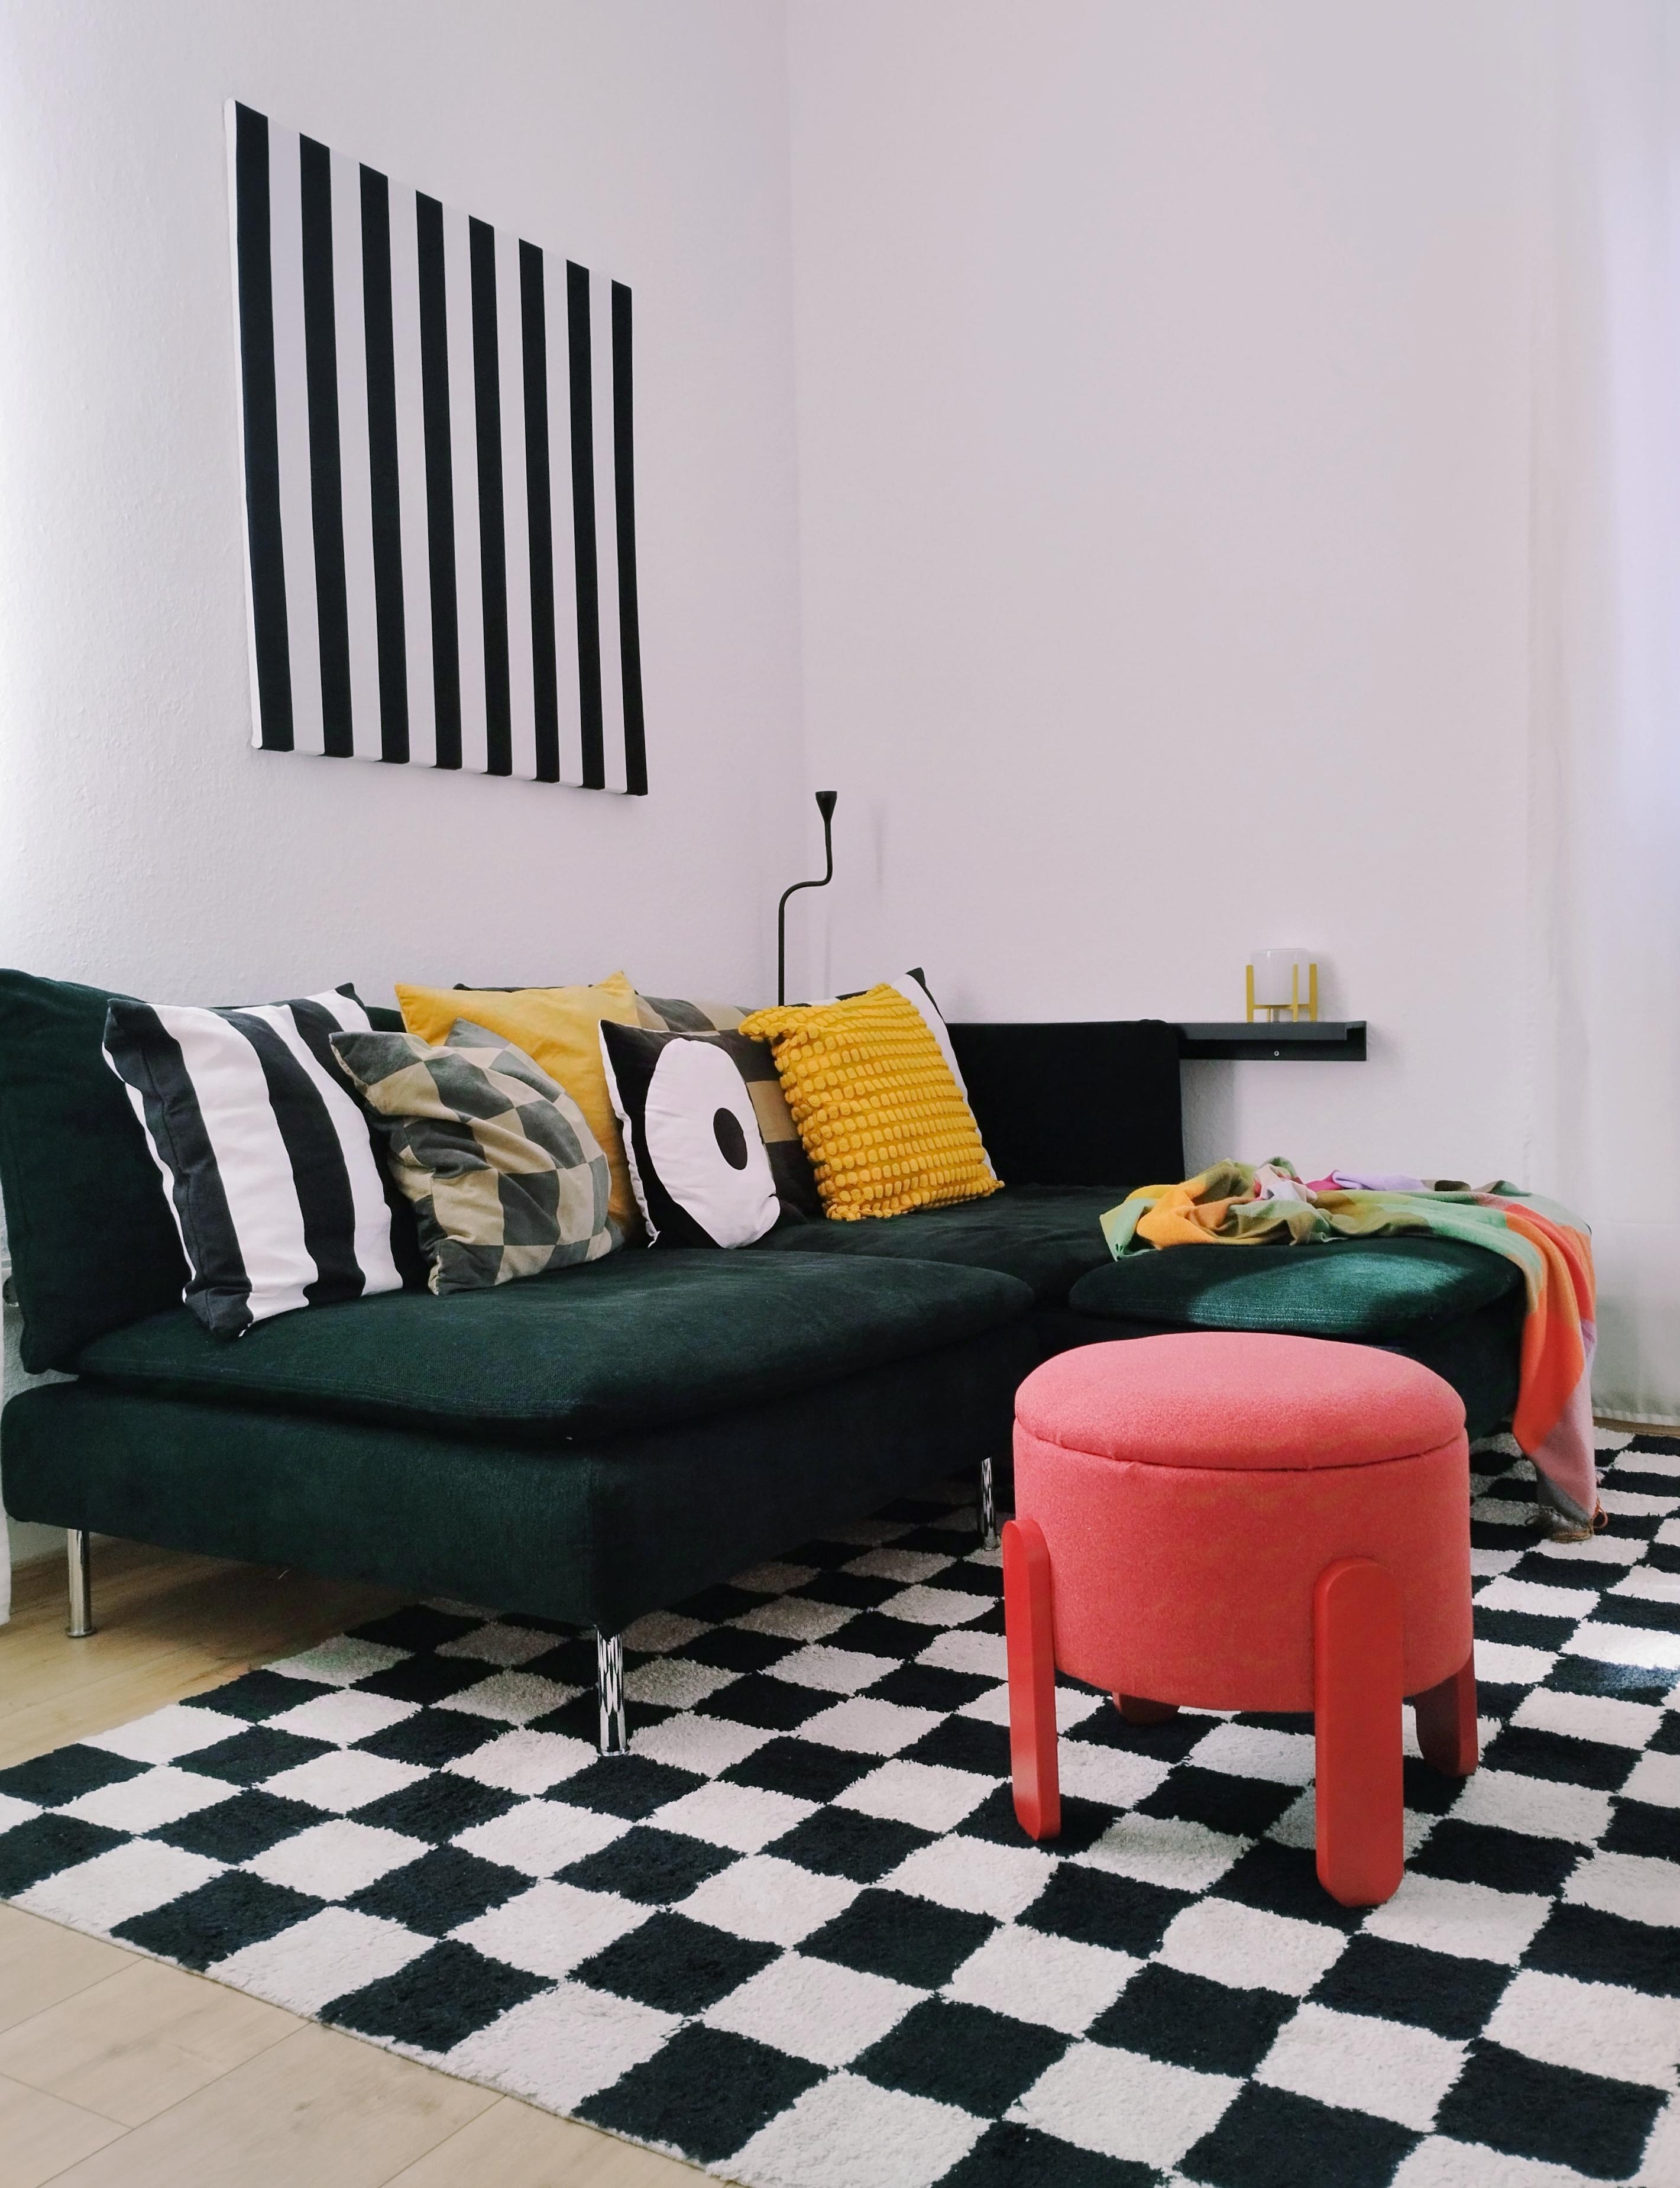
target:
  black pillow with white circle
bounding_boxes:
[598,1021,818,1248]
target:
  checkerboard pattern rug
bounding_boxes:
[2,1434,1676,2187]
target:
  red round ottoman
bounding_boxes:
[1003,1331,1479,1906]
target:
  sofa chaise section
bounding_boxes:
[63,1251,1034,1445]
[5,1247,1039,1750]
[5,1303,1037,1639]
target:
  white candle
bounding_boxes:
[1251,949,1310,1009]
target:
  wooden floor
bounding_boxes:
[0,1542,703,2187]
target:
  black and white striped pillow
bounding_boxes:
[102,985,403,1336]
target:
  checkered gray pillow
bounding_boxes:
[330,1020,616,1294]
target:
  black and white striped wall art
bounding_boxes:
[226,102,646,793]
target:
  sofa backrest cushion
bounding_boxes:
[0,969,191,1370]
[0,976,415,1372]
[947,1020,1184,1191]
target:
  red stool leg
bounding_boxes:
[1115,1695,1179,1726]
[1413,1652,1479,1776]
[1313,1556,1404,1908]
[1002,1517,1060,1840]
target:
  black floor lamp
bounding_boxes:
[776,791,837,1006]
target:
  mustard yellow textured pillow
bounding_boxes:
[396,973,643,1236]
[740,984,1001,1221]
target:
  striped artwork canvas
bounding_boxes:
[226,102,646,792]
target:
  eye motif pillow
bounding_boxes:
[598,1022,819,1249]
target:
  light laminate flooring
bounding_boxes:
[0,1541,703,2187]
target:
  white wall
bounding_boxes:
[1,1,1672,1457]
[1524,1,1680,1420]
[0,0,808,1572]
[0,0,805,1011]
[785,1,1540,1188]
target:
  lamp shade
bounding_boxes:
[1251,949,1312,1008]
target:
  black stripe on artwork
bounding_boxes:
[360,166,409,763]
[611,281,647,797]
[567,261,604,789]
[226,1014,365,1307]
[470,218,512,777]
[233,105,293,749]
[299,136,352,758]
[520,241,561,784]
[416,193,461,769]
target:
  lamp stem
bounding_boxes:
[777,791,838,1006]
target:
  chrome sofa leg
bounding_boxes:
[66,1529,95,1638]
[978,1456,999,1550]
[597,1631,628,1755]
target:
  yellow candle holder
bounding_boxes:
[1246,953,1319,1023]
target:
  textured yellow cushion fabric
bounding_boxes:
[396,973,643,1235]
[741,984,1002,1221]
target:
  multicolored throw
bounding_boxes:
[1100,1161,1600,1528]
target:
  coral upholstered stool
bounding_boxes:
[1004,1331,1478,1906]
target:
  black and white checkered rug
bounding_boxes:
[2,1434,1676,2187]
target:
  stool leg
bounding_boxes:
[1002,1517,1060,1840]
[1115,1695,1179,1727]
[1413,1651,1478,1777]
[1313,1556,1404,1908]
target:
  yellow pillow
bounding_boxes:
[740,984,1001,1221]
[396,973,643,1235]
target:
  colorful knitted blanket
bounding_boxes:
[1100,1161,1599,1527]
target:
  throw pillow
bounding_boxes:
[332,1020,615,1292]
[598,1021,820,1248]
[834,967,975,1090]
[739,984,1003,1222]
[888,968,978,1100]
[444,985,747,1033]
[634,993,749,1034]
[396,972,643,1237]
[101,984,404,1336]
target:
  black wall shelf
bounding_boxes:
[1175,1021,1367,1062]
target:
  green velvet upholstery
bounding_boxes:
[4,1320,1040,1632]
[0,969,189,1369]
[1066,1238,1526,1442]
[0,978,1532,1653]
[755,1185,1122,1307]
[72,1249,1034,1442]
[1067,1236,1522,1337]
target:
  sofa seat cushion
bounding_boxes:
[8,1314,1042,1633]
[752,1184,1122,1306]
[70,1249,1033,1444]
[1067,1235,1523,1339]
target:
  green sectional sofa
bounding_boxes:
[0,972,1526,1753]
